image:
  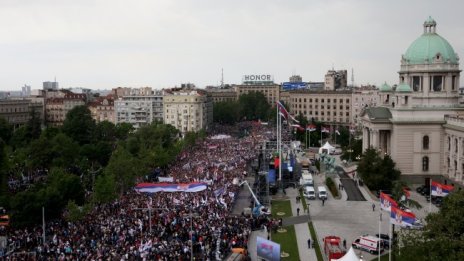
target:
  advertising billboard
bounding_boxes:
[282,82,308,90]
[257,236,281,261]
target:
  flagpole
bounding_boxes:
[429,178,432,213]
[378,211,381,261]
[389,223,392,261]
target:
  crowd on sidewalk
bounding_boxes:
[2,122,275,261]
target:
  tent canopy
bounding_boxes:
[332,247,359,261]
[319,142,336,154]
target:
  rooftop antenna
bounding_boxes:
[220,68,224,88]
[351,68,354,87]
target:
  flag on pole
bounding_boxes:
[335,129,341,135]
[321,126,330,133]
[276,101,288,120]
[289,114,300,123]
[306,124,317,132]
[390,206,416,228]
[380,192,398,212]
[291,124,305,131]
[431,181,454,197]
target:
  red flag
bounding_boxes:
[306,124,316,131]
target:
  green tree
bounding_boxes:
[0,139,9,204]
[237,91,271,121]
[0,117,13,143]
[93,173,117,203]
[62,106,96,145]
[104,147,142,194]
[115,122,134,140]
[357,148,401,191]
[213,101,239,124]
[399,190,464,260]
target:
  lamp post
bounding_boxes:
[133,205,168,234]
[184,208,200,261]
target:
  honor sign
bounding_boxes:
[242,74,274,84]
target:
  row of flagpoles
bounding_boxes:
[378,180,454,261]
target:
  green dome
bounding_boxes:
[379,82,392,92]
[403,17,458,65]
[396,83,412,92]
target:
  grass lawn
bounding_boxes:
[271,225,299,261]
[308,222,324,261]
[270,200,299,260]
[271,199,293,218]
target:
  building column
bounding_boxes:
[372,129,379,149]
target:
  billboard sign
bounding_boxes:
[257,236,281,261]
[282,82,308,90]
[242,74,274,84]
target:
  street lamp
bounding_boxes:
[183,208,200,261]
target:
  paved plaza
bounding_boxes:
[245,161,439,261]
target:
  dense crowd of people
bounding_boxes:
[2,122,275,260]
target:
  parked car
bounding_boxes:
[421,187,430,196]
[376,190,392,198]
[375,233,394,249]
[416,185,426,193]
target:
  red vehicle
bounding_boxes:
[324,236,346,260]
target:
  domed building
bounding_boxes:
[361,17,464,186]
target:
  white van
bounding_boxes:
[317,186,328,200]
[304,186,316,200]
[352,235,383,254]
[300,173,313,187]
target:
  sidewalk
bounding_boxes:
[287,188,317,261]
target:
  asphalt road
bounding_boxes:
[336,166,366,201]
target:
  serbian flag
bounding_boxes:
[135,182,207,193]
[431,181,454,197]
[276,101,288,119]
[291,124,304,131]
[321,126,330,133]
[289,114,300,123]
[306,124,316,132]
[390,206,416,227]
[380,192,398,212]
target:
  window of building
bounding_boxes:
[315,99,318,102]
[423,135,429,150]
[433,76,443,91]
[309,99,312,102]
[456,138,458,153]
[448,136,451,150]
[340,99,343,103]
[422,156,429,171]
[346,99,350,103]
[328,99,331,103]
[346,112,349,116]
[321,99,325,103]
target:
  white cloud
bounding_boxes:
[0,0,463,90]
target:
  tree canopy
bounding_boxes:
[356,147,401,191]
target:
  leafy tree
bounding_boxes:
[104,147,142,194]
[115,123,134,140]
[27,136,54,169]
[10,168,84,226]
[237,91,271,121]
[0,139,9,204]
[213,101,239,124]
[341,138,362,162]
[0,117,13,143]
[399,190,464,260]
[93,173,117,204]
[62,106,96,145]
[95,121,117,142]
[357,148,401,191]
[50,133,81,168]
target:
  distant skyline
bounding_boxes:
[1,0,463,91]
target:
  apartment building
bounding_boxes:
[163,89,212,134]
[114,89,164,129]
[0,98,44,128]
[45,90,86,126]
[88,95,115,123]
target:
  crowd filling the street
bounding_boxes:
[1,122,277,260]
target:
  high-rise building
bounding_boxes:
[43,81,59,91]
[324,70,347,90]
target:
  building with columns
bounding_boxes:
[361,17,464,185]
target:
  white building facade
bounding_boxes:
[361,17,464,186]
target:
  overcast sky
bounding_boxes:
[0,0,463,91]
